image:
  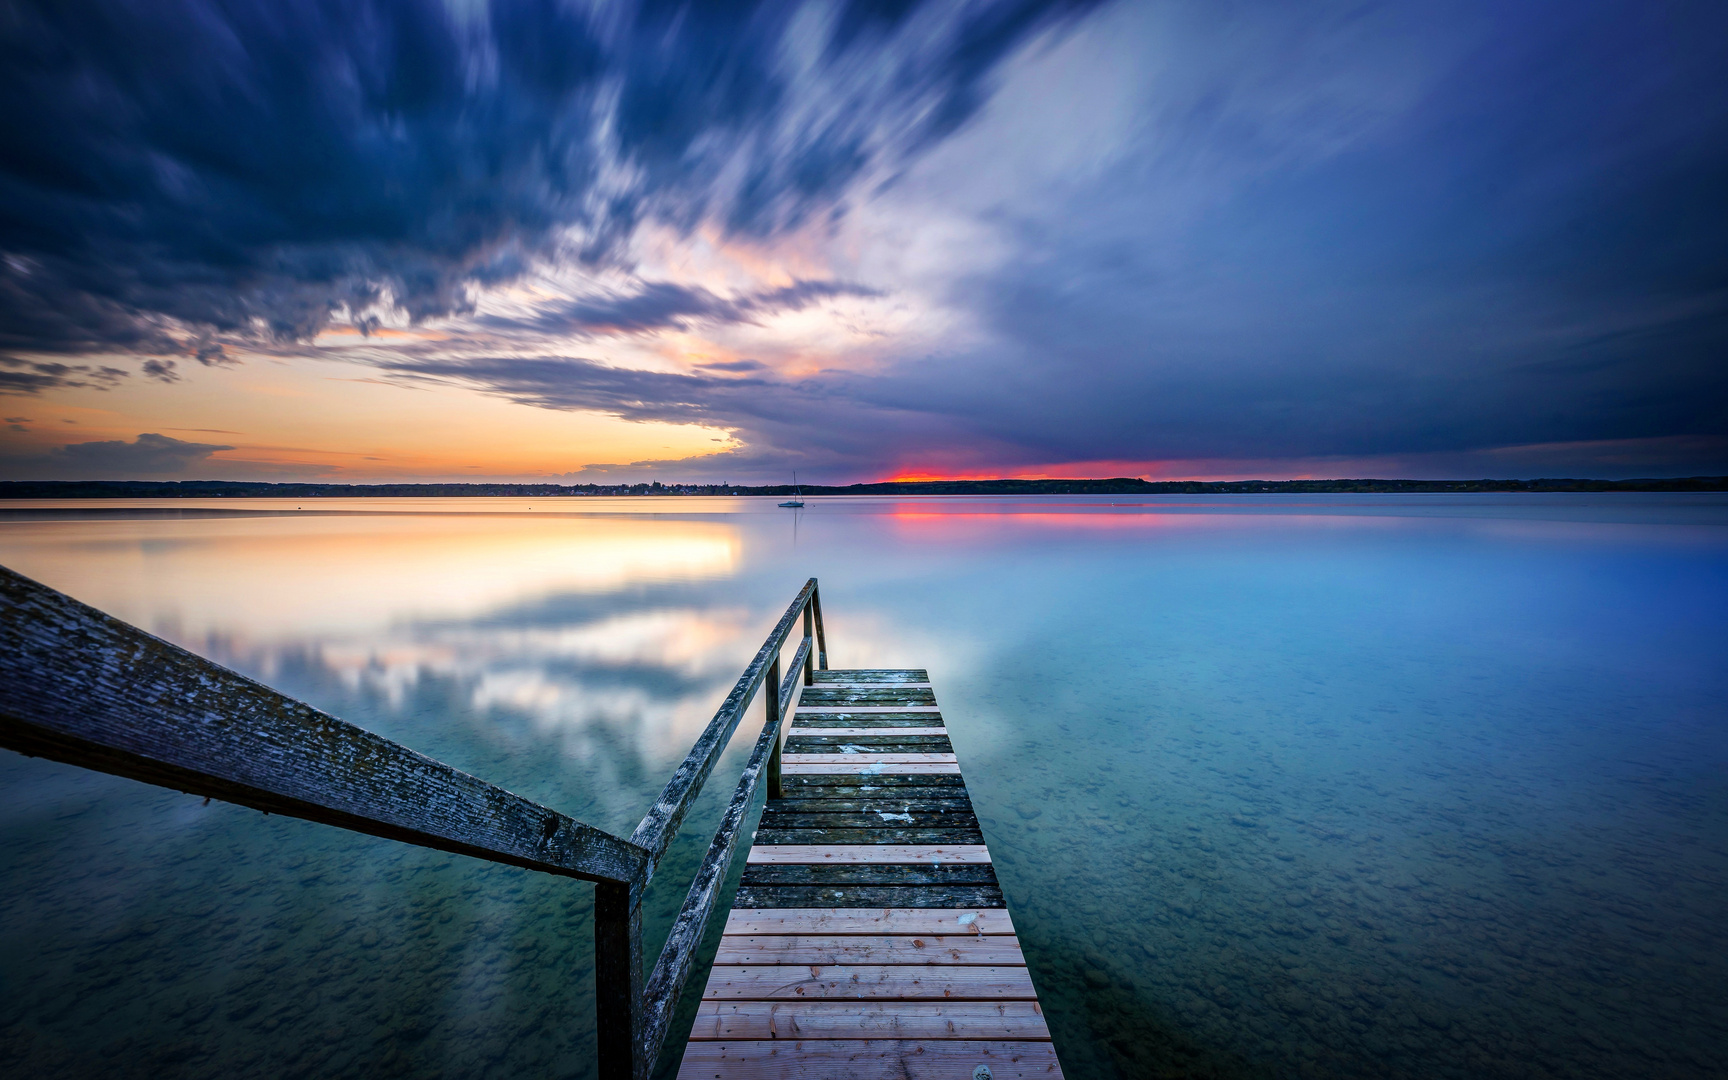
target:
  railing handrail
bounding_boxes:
[0,565,649,884]
[629,577,817,880]
[599,579,824,1078]
[0,562,829,1080]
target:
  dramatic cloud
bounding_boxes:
[0,0,1092,358]
[0,357,129,395]
[378,354,1030,474]
[47,433,234,477]
[478,279,880,336]
[2,0,1724,481]
[382,0,1728,479]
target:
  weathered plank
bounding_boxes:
[782,753,958,765]
[783,735,952,749]
[811,670,928,684]
[676,1040,1062,1079]
[783,745,958,758]
[747,845,991,864]
[0,566,649,887]
[780,777,969,795]
[781,727,947,737]
[700,965,1038,1000]
[800,682,934,690]
[794,687,933,694]
[752,827,985,846]
[781,775,969,789]
[723,909,1017,936]
[731,885,1006,909]
[780,762,962,776]
[713,934,1025,966]
[799,691,938,706]
[794,706,941,714]
[801,683,929,691]
[686,1001,1051,1041]
[739,863,999,887]
[765,798,975,815]
[758,811,981,830]
[792,718,946,729]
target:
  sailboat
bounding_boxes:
[778,472,805,508]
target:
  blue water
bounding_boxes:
[2,495,1725,1079]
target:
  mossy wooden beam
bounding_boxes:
[0,564,647,885]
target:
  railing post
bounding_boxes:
[595,880,646,1080]
[811,584,829,670]
[765,649,784,799]
[802,603,815,685]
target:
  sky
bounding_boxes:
[1,0,1725,484]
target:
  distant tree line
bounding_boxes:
[2,476,1724,499]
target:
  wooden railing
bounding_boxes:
[0,565,828,1080]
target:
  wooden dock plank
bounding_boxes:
[780,762,962,775]
[723,909,1017,936]
[713,934,1025,966]
[781,727,947,737]
[753,828,986,846]
[811,670,929,683]
[801,682,934,689]
[784,735,953,748]
[758,810,980,829]
[739,864,999,887]
[732,884,1006,909]
[747,845,991,864]
[782,753,958,765]
[781,775,968,791]
[779,784,970,803]
[687,1001,1051,1041]
[700,965,1038,1000]
[677,1040,1062,1079]
[792,718,947,729]
[794,706,942,714]
[765,797,974,814]
[800,687,937,699]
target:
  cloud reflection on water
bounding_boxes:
[1,496,1725,1080]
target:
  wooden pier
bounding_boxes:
[679,670,1063,1079]
[1,568,1062,1079]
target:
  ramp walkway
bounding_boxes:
[679,669,1064,1080]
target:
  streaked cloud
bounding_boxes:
[477,279,880,337]
[1,0,1724,481]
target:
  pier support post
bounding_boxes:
[811,586,829,670]
[594,880,646,1080]
[765,650,785,799]
[802,607,815,685]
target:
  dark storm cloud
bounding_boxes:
[378,353,1025,474]
[7,0,1725,481]
[0,0,1092,359]
[50,432,234,476]
[926,0,1728,476]
[479,279,880,336]
[364,1,1728,481]
[0,356,129,394]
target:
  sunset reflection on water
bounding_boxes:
[2,495,1726,1080]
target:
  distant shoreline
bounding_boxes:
[2,477,1725,498]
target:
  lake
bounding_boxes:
[2,494,1725,1079]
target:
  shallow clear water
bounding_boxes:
[2,494,1725,1079]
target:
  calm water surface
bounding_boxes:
[2,495,1725,1079]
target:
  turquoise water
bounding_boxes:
[2,495,1725,1078]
